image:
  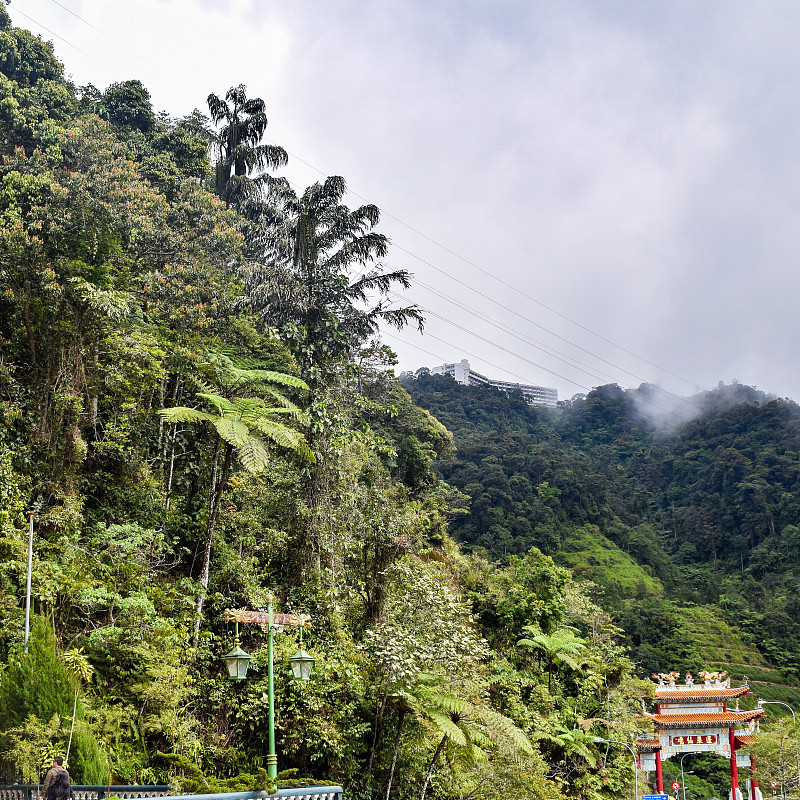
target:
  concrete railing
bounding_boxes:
[158,792,343,800]
[0,788,170,800]
[0,789,343,800]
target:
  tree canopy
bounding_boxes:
[1,15,797,800]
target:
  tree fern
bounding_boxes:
[518,626,587,691]
[236,435,270,473]
[156,355,311,642]
[408,674,534,800]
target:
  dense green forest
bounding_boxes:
[1,10,799,800]
[405,374,800,685]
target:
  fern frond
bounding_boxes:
[241,370,308,390]
[556,653,583,672]
[253,420,314,461]
[254,385,302,411]
[157,407,215,424]
[473,707,534,755]
[231,397,267,414]
[468,729,494,750]
[237,434,270,473]
[429,694,471,716]
[426,711,467,747]
[196,393,237,417]
[213,417,251,448]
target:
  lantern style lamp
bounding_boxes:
[222,643,252,680]
[221,602,314,781]
[288,625,314,681]
[289,647,315,681]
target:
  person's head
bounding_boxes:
[53,757,63,767]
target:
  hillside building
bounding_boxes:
[429,359,558,407]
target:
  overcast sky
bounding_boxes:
[9,0,800,405]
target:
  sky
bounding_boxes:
[8,0,800,406]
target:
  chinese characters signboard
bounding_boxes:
[671,735,718,746]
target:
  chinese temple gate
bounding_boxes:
[636,671,764,800]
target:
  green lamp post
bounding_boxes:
[222,597,314,780]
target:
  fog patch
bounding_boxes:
[632,381,774,431]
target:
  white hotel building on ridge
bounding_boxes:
[425,359,559,408]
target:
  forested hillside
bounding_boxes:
[406,374,800,695]
[0,11,659,800]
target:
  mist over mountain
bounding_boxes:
[405,372,800,689]
[631,380,780,431]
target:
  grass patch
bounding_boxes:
[555,524,663,599]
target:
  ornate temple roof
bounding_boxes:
[635,738,662,752]
[646,709,763,728]
[655,686,752,702]
[735,734,757,747]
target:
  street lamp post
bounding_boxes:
[594,737,639,800]
[23,511,33,653]
[222,596,313,781]
[758,701,800,800]
[679,752,694,800]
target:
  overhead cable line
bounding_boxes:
[279,173,697,416]
[10,7,88,54]
[381,329,586,397]
[387,288,610,387]
[395,269,706,415]
[276,147,705,412]
[393,242,655,388]
[47,0,105,33]
[279,172,698,410]
[394,310,591,393]
[266,138,701,391]
[406,276,623,385]
[384,294,696,424]
[8,7,701,395]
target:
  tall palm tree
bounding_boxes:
[239,177,422,574]
[241,175,423,385]
[206,84,287,206]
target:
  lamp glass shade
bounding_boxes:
[289,648,314,681]
[222,645,252,680]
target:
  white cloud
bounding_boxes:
[9,0,800,401]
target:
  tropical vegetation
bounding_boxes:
[0,10,799,800]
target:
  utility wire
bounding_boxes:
[267,137,701,391]
[11,6,699,407]
[384,295,696,423]
[280,172,697,417]
[276,175,689,408]
[277,146,705,413]
[407,278,623,385]
[387,288,610,386]
[381,329,585,397]
[12,3,698,399]
[393,270,706,415]
[47,0,105,33]
[10,7,88,54]
[393,242,657,389]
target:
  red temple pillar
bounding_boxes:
[656,748,664,792]
[730,727,739,794]
[750,753,759,800]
